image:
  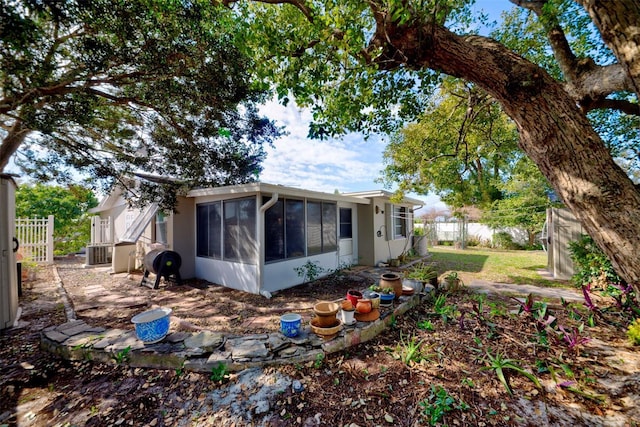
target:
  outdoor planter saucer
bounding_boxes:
[354,308,379,322]
[402,286,415,296]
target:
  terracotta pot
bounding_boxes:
[346,290,363,307]
[341,299,354,311]
[356,299,372,314]
[314,301,340,327]
[310,317,343,340]
[380,272,403,300]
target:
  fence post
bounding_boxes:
[46,215,54,263]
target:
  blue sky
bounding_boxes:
[259,1,510,212]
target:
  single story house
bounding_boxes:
[89,182,423,295]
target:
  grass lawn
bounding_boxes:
[426,246,573,288]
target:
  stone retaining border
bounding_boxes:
[40,288,434,372]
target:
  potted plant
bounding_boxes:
[406,263,438,287]
[378,287,395,305]
[442,271,463,290]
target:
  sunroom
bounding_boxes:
[188,183,370,295]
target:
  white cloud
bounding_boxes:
[258,98,448,211]
[259,99,388,193]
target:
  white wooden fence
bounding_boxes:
[15,215,54,264]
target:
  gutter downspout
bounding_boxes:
[258,193,279,298]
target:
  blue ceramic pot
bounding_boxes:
[131,307,172,343]
[280,313,302,337]
[379,293,395,305]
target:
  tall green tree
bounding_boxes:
[381,78,519,209]
[16,183,98,255]
[481,158,556,246]
[0,0,279,209]
[228,0,640,295]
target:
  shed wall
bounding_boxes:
[0,176,18,329]
[547,208,583,280]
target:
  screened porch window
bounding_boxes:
[196,202,222,258]
[196,197,257,263]
[264,198,305,262]
[307,201,337,255]
[223,198,257,262]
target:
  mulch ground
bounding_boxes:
[1,260,639,426]
[56,257,380,335]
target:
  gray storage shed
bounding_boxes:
[0,174,19,330]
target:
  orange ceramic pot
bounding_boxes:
[356,298,372,314]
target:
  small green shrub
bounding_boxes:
[568,234,622,288]
[390,333,432,365]
[407,262,438,282]
[419,384,468,426]
[112,346,131,364]
[210,363,229,382]
[294,260,326,283]
[492,232,522,250]
[627,319,640,345]
[417,319,435,331]
[466,234,481,247]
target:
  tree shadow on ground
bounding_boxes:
[429,251,489,274]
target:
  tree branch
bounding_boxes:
[511,0,636,113]
[588,98,640,116]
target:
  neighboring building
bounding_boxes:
[88,182,423,295]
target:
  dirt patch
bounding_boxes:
[56,258,378,335]
[1,261,639,426]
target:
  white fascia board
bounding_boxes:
[188,182,370,205]
[344,190,424,207]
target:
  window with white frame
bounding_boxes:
[385,203,410,240]
[339,208,352,238]
[393,205,407,238]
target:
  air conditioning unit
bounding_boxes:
[86,245,112,265]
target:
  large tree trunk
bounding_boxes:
[373,21,640,293]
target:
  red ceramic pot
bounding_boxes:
[346,290,363,307]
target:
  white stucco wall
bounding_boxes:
[195,257,260,294]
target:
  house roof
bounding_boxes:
[187,182,371,204]
[342,190,424,207]
[89,186,126,214]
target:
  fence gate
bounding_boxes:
[15,215,54,264]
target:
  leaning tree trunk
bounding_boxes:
[373,21,640,295]
[0,120,29,172]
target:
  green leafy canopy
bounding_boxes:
[1,0,280,209]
